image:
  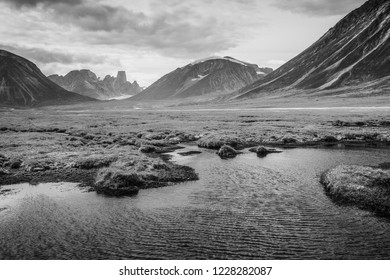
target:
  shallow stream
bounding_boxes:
[1,146,390,259]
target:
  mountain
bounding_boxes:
[48,70,106,100]
[237,0,390,99]
[102,71,142,97]
[48,70,142,100]
[131,56,272,100]
[0,50,94,107]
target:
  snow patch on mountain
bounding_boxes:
[191,74,209,81]
[190,56,248,67]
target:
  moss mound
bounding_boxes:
[72,155,117,169]
[139,145,157,153]
[321,165,390,215]
[249,146,282,157]
[94,158,198,196]
[217,145,240,159]
[95,168,141,196]
[198,134,247,149]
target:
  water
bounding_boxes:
[1,146,390,259]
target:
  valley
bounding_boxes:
[0,0,390,261]
[1,99,389,191]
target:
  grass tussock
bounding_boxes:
[198,134,248,149]
[72,155,118,169]
[248,146,282,157]
[93,157,198,196]
[216,145,240,159]
[321,165,390,215]
[95,168,142,196]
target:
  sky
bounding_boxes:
[0,0,367,87]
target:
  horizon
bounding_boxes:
[0,0,366,87]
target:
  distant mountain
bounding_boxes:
[48,70,142,100]
[0,49,94,107]
[237,0,390,99]
[103,71,142,98]
[131,56,272,100]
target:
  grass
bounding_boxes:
[248,146,282,157]
[1,99,389,194]
[95,168,142,196]
[321,165,390,215]
[94,158,198,196]
[72,155,118,169]
[216,145,240,158]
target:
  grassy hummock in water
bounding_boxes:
[216,145,240,159]
[321,165,390,215]
[94,158,198,196]
[72,155,118,169]
[198,134,248,149]
[248,146,282,157]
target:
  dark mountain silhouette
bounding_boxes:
[0,49,94,107]
[237,0,390,99]
[131,56,272,100]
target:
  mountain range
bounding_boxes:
[48,70,142,100]
[236,0,390,99]
[1,0,389,107]
[131,56,272,100]
[0,50,94,107]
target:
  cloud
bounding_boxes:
[271,0,366,16]
[0,0,279,85]
[53,3,149,32]
[0,0,82,8]
[0,43,108,65]
[0,0,264,58]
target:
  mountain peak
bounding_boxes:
[116,71,127,84]
[48,69,142,100]
[237,0,390,98]
[189,56,250,67]
[132,56,272,101]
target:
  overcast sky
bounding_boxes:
[0,0,366,86]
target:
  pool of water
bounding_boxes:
[1,146,390,259]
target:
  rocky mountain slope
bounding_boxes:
[0,50,94,107]
[49,70,142,100]
[103,71,142,98]
[131,56,272,100]
[237,0,390,99]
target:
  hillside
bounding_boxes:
[131,56,272,100]
[237,0,390,99]
[0,50,94,107]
